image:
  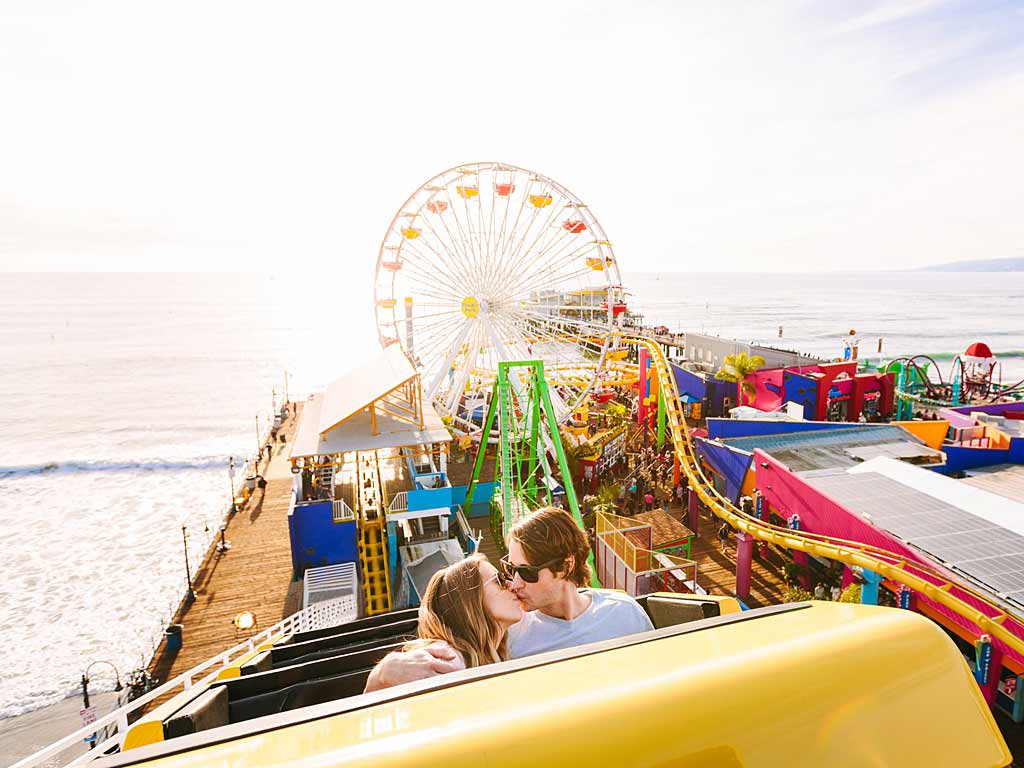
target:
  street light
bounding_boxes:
[216,523,231,553]
[228,456,237,514]
[182,524,195,603]
[81,660,123,709]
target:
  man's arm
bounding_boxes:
[363,643,463,693]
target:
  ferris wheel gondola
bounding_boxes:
[373,162,627,436]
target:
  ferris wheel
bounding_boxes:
[374,162,627,436]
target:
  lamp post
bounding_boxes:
[228,456,237,514]
[182,524,195,603]
[284,370,289,407]
[216,523,231,553]
[81,660,123,709]
[255,413,261,462]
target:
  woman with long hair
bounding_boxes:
[365,554,522,691]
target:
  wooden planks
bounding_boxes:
[146,404,304,706]
[472,517,504,564]
[654,503,786,609]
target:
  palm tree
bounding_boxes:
[714,352,766,406]
[584,479,620,530]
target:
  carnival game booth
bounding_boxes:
[576,424,628,490]
[288,345,456,617]
[755,452,1024,725]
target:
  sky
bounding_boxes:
[0,0,1021,276]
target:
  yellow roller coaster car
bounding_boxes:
[99,599,1008,768]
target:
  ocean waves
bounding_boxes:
[0,456,228,479]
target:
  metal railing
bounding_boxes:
[387,490,408,514]
[596,511,698,578]
[332,499,355,523]
[12,604,316,768]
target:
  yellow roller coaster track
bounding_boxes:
[622,335,1024,658]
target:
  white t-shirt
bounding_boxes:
[508,589,654,659]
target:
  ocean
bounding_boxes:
[1,269,1022,720]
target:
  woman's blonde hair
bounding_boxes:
[407,554,508,668]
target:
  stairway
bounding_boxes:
[315,463,336,500]
[355,454,391,616]
[419,515,443,541]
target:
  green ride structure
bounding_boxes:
[464,360,599,586]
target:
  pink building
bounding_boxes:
[742,362,895,422]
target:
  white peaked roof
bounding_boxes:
[289,344,452,459]
[318,344,417,434]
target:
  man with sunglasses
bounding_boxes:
[502,506,652,657]
[366,507,652,689]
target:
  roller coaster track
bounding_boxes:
[622,335,1024,657]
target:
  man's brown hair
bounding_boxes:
[509,506,591,587]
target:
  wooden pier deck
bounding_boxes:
[647,501,785,608]
[445,450,496,487]
[147,404,304,706]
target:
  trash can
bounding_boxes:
[165,624,183,653]
[245,475,257,491]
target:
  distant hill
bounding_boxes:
[920,257,1024,272]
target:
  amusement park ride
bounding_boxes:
[368,163,1021,754]
[15,164,1017,768]
[888,342,1024,416]
[373,162,628,436]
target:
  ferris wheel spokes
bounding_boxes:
[374,162,624,435]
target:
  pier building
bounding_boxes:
[287,345,476,616]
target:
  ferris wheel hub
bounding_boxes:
[461,297,481,318]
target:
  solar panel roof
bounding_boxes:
[961,464,1024,504]
[802,468,1024,610]
[722,425,944,472]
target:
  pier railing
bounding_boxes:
[11,603,318,768]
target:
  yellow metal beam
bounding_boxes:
[622,334,1024,658]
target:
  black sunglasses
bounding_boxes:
[499,555,565,584]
